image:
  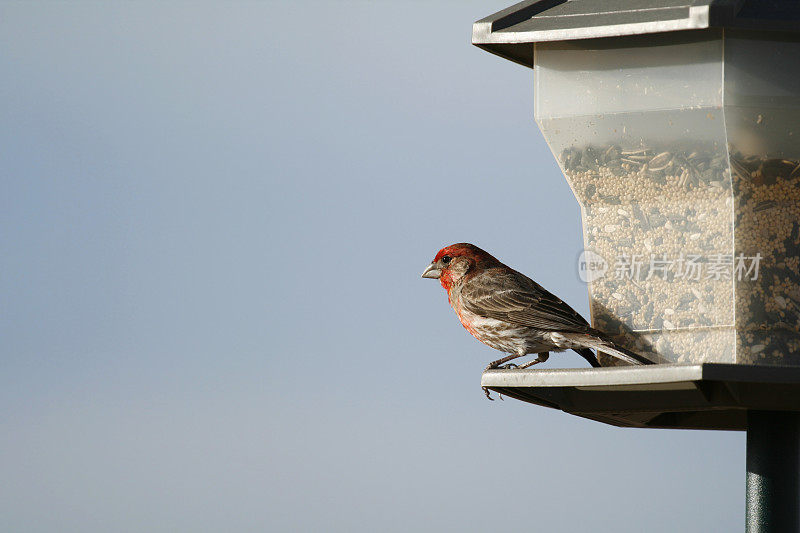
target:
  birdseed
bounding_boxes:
[561,143,800,365]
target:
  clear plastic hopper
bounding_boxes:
[535,30,800,365]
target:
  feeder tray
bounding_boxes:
[482,364,800,430]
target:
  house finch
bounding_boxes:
[422,243,652,398]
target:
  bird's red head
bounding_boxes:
[421,243,501,291]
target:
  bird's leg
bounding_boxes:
[516,352,550,369]
[484,353,524,372]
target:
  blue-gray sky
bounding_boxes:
[1,2,741,531]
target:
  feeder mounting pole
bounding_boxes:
[746,410,800,532]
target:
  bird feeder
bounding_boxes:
[473,1,800,529]
[477,1,800,367]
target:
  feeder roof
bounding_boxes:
[474,0,800,68]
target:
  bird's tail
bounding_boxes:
[568,333,654,366]
[593,340,654,366]
[575,348,601,368]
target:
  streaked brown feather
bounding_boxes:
[460,268,591,333]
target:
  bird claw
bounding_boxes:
[499,363,518,369]
[482,387,504,401]
[484,354,525,372]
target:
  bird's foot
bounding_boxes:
[482,387,504,401]
[498,363,518,369]
[484,354,522,372]
[516,352,550,370]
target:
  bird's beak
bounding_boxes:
[421,263,441,279]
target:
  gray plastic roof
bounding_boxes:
[473,0,800,68]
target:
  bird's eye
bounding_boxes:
[441,255,451,265]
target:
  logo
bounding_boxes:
[578,249,609,283]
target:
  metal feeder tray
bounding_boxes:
[482,363,800,430]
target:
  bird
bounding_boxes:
[421,243,652,398]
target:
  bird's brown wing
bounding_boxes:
[460,268,591,333]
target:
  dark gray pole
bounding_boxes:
[746,411,800,532]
